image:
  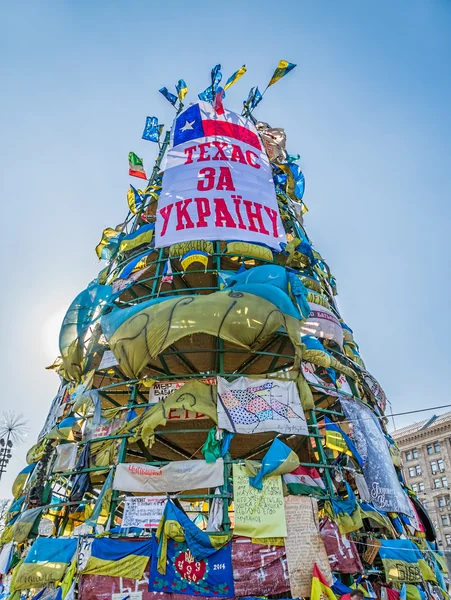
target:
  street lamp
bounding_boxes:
[0,412,28,482]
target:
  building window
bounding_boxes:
[409,467,416,477]
[406,451,412,461]
[432,461,438,474]
[438,459,445,472]
[428,445,434,455]
[416,465,422,475]
[434,479,441,489]
[435,442,441,453]
[442,476,448,488]
[412,484,418,492]
[419,482,425,492]
[439,497,446,507]
[446,534,451,547]
[442,515,449,526]
[413,449,419,459]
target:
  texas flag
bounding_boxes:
[172,101,262,150]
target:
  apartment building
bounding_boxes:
[392,412,451,548]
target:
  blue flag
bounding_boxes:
[159,87,177,106]
[211,64,222,92]
[142,116,160,142]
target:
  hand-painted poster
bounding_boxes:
[148,378,215,421]
[340,399,413,516]
[217,376,308,435]
[231,536,290,596]
[302,362,353,398]
[283,496,332,598]
[149,538,234,597]
[232,464,287,538]
[155,101,286,250]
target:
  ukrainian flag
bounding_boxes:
[378,539,435,583]
[95,226,123,260]
[267,60,296,87]
[176,79,188,102]
[127,185,144,215]
[324,416,364,466]
[117,249,152,280]
[11,463,36,498]
[81,538,152,580]
[180,249,209,270]
[119,223,155,252]
[224,65,247,91]
[249,438,300,490]
[46,416,80,441]
[13,537,77,590]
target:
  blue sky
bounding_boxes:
[1,0,450,496]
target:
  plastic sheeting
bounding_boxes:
[102,289,302,379]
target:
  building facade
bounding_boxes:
[392,412,451,548]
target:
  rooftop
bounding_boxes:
[392,412,451,439]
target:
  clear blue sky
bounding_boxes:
[1,0,450,497]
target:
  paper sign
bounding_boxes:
[121,496,166,529]
[284,496,332,597]
[232,464,287,538]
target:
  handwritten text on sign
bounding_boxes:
[155,102,286,250]
[121,496,166,529]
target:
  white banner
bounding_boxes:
[113,459,224,493]
[155,102,286,250]
[121,496,166,529]
[98,350,119,371]
[217,376,308,435]
[53,443,78,472]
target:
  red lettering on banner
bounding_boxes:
[216,167,235,191]
[212,141,228,161]
[243,200,270,234]
[197,167,216,191]
[214,198,237,228]
[168,408,181,420]
[175,199,195,230]
[194,197,211,227]
[184,145,197,165]
[232,195,247,230]
[230,144,247,165]
[264,206,279,237]
[245,150,260,169]
[159,204,174,237]
[198,142,211,161]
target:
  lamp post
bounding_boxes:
[0,412,28,482]
[0,436,13,482]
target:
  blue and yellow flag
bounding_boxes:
[85,469,113,529]
[180,249,209,270]
[324,416,364,466]
[248,438,300,490]
[267,59,296,87]
[159,87,177,106]
[330,481,362,534]
[119,223,155,252]
[95,226,123,260]
[142,116,161,142]
[13,537,77,590]
[378,539,436,583]
[81,537,152,580]
[46,416,80,441]
[117,249,153,281]
[156,499,231,574]
[176,79,188,102]
[11,463,36,498]
[127,185,144,215]
[224,65,247,91]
